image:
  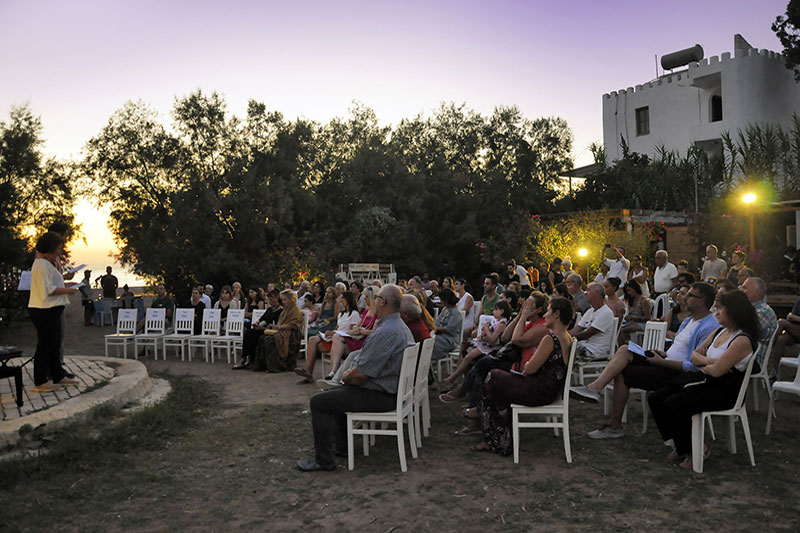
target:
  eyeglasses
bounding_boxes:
[686,293,702,299]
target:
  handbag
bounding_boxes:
[491,342,522,364]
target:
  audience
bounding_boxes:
[652,250,678,297]
[617,279,650,344]
[255,289,303,372]
[701,244,728,282]
[570,283,615,363]
[565,273,590,313]
[727,250,748,286]
[296,291,360,382]
[400,294,432,343]
[431,288,463,362]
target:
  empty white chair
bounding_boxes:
[748,328,779,412]
[134,308,167,359]
[412,336,435,447]
[766,347,800,435]
[347,343,419,472]
[104,309,138,358]
[162,308,195,361]
[188,309,222,362]
[211,309,246,364]
[98,298,115,326]
[689,351,758,473]
[512,341,578,463]
[577,317,620,385]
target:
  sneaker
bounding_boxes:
[570,385,600,403]
[316,379,341,391]
[32,384,57,393]
[587,425,624,439]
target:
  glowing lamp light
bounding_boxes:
[742,193,756,204]
[578,248,588,257]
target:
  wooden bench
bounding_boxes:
[0,346,25,407]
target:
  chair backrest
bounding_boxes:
[561,341,579,406]
[225,309,245,337]
[458,310,467,344]
[755,326,780,376]
[653,293,670,319]
[731,344,760,410]
[200,308,222,336]
[642,320,668,351]
[251,309,266,325]
[414,337,435,391]
[471,301,481,325]
[173,308,195,335]
[115,309,138,334]
[302,309,310,334]
[609,317,621,354]
[395,343,421,414]
[144,307,166,334]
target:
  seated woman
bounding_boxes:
[312,281,325,304]
[233,290,282,369]
[474,297,574,454]
[303,293,320,323]
[454,278,475,335]
[189,286,206,334]
[214,285,240,325]
[617,279,650,344]
[244,287,265,319]
[253,289,303,372]
[308,287,337,337]
[322,287,380,379]
[661,284,691,340]
[295,291,360,382]
[648,290,758,469]
[439,300,512,393]
[603,277,626,320]
[431,288,463,362]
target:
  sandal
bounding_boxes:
[679,446,710,470]
[294,368,313,381]
[463,407,478,419]
[232,358,251,370]
[438,392,461,404]
[454,425,482,436]
[471,442,490,452]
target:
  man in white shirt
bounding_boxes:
[569,283,615,362]
[200,285,213,309]
[603,244,630,283]
[701,245,728,281]
[652,250,678,295]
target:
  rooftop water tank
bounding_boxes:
[661,44,704,70]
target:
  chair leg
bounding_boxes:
[563,414,572,464]
[707,417,716,440]
[408,416,418,459]
[691,414,705,473]
[766,390,776,435]
[739,410,755,466]
[397,422,408,472]
[414,401,423,448]
[752,379,760,412]
[642,391,650,435]
[727,416,737,454]
[512,409,520,464]
[603,385,611,416]
[347,418,355,470]
[423,394,431,435]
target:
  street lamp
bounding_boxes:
[742,193,756,253]
[578,248,588,282]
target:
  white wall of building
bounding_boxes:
[603,42,800,162]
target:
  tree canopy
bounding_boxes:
[774,0,800,81]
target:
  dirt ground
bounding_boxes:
[3,296,800,531]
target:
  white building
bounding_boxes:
[602,35,800,162]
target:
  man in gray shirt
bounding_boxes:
[566,273,591,313]
[297,284,414,472]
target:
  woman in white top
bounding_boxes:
[295,290,361,382]
[28,232,79,392]
[648,290,759,469]
[628,255,650,298]
[454,278,475,331]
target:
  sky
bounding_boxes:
[0,0,789,285]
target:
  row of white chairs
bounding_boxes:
[105,307,310,363]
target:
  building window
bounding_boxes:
[710,94,723,122]
[635,107,650,136]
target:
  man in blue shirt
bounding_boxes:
[571,282,719,439]
[297,284,414,472]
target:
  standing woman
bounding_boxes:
[628,255,650,298]
[28,232,79,392]
[727,250,748,286]
[454,278,475,333]
[648,290,758,469]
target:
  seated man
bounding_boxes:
[741,277,778,372]
[570,283,615,362]
[565,273,590,313]
[297,285,414,471]
[571,282,718,439]
[136,284,174,332]
[773,296,800,372]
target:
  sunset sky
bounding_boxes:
[0,0,788,285]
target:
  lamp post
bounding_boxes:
[578,248,588,283]
[742,193,756,253]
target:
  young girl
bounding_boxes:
[439,300,512,397]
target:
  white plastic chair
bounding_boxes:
[652,293,671,319]
[104,309,138,358]
[577,317,620,385]
[603,320,668,433]
[766,346,800,434]
[346,343,420,472]
[512,341,578,464]
[211,309,246,364]
[748,328,779,412]
[188,309,222,362]
[412,336,435,447]
[690,351,758,473]
[134,308,166,359]
[300,309,310,355]
[99,298,115,326]
[162,308,195,361]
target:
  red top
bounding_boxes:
[404,317,431,343]
[515,317,547,370]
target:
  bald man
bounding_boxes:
[298,284,414,472]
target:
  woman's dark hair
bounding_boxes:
[501,290,519,311]
[439,288,459,306]
[265,289,279,300]
[350,280,363,291]
[539,278,554,295]
[493,300,513,319]
[553,283,571,300]
[718,290,760,344]
[549,297,574,326]
[732,250,747,262]
[623,279,642,306]
[455,277,468,289]
[442,276,456,290]
[313,281,325,292]
[606,276,622,291]
[47,222,70,236]
[221,285,232,294]
[341,290,358,315]
[35,232,63,254]
[715,278,736,293]
[304,293,316,304]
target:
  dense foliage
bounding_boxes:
[81,92,573,298]
[774,0,800,81]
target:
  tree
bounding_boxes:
[773,0,800,81]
